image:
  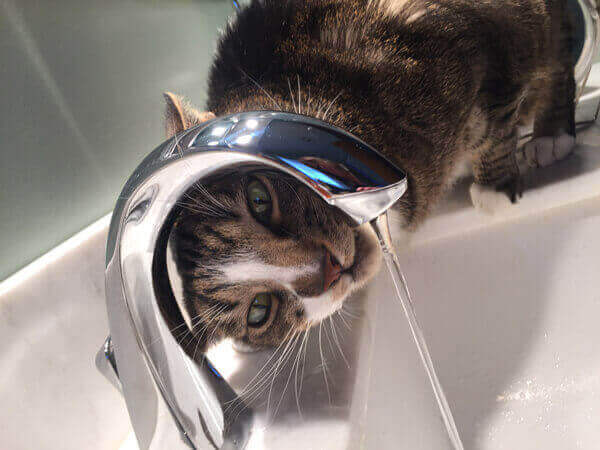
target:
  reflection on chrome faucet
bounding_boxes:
[98,111,410,449]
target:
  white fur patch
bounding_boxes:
[469,183,511,215]
[518,133,576,173]
[301,291,337,323]
[449,153,473,185]
[300,276,352,323]
[449,106,487,186]
[222,258,352,324]
[220,258,318,287]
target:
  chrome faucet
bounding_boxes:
[97,111,407,450]
[95,1,600,440]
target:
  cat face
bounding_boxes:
[171,170,381,352]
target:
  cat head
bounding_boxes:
[164,93,382,353]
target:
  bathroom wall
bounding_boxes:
[0,0,234,280]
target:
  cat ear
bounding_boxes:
[163,92,215,138]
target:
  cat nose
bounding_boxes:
[323,250,343,291]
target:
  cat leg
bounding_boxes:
[517,1,576,173]
[470,128,520,214]
[518,69,576,172]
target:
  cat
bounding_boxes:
[170,170,382,354]
[164,0,576,356]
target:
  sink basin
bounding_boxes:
[399,193,600,450]
[1,66,599,450]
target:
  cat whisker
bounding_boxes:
[141,308,212,350]
[340,304,361,319]
[238,66,282,111]
[186,183,234,219]
[315,96,325,120]
[178,188,234,219]
[172,127,185,159]
[342,307,361,319]
[318,321,332,405]
[227,331,297,420]
[329,316,349,369]
[229,330,299,421]
[336,309,352,331]
[278,176,303,206]
[180,194,221,213]
[191,184,231,214]
[234,327,296,398]
[175,200,216,216]
[322,89,344,122]
[190,304,229,361]
[145,319,192,347]
[324,319,337,361]
[297,74,302,115]
[287,77,298,113]
[271,333,304,421]
[185,320,211,353]
[293,328,310,419]
[242,331,298,418]
[170,129,208,185]
[203,317,225,354]
[298,327,310,406]
[263,332,300,411]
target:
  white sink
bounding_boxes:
[403,193,600,450]
[1,69,599,450]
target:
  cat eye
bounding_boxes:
[246,179,272,223]
[247,293,272,327]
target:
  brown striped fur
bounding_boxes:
[165,0,575,352]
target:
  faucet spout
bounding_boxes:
[330,179,407,224]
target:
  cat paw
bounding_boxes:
[518,133,575,172]
[470,183,512,215]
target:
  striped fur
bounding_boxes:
[164,0,576,352]
[169,171,381,354]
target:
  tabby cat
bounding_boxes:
[165,0,576,355]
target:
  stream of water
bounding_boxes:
[372,214,465,450]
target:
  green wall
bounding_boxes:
[0,0,234,279]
